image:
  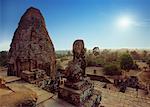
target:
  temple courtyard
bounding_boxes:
[0,70,150,107]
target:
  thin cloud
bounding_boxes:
[133,19,150,27]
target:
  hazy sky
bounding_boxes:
[0,0,150,51]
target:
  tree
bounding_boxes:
[86,54,105,67]
[101,49,110,63]
[146,59,150,68]
[141,50,148,62]
[67,51,72,56]
[132,62,139,70]
[103,64,121,75]
[130,51,140,60]
[143,50,148,58]
[0,51,8,66]
[56,60,63,73]
[120,53,134,72]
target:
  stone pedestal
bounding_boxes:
[58,77,101,106]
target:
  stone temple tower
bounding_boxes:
[7,7,56,80]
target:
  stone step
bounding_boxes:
[4,76,21,83]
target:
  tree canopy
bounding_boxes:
[0,51,8,66]
[103,64,121,75]
[120,53,133,72]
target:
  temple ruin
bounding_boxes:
[7,7,56,80]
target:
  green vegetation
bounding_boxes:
[56,50,72,59]
[56,60,63,70]
[147,59,150,68]
[130,51,140,60]
[56,54,66,59]
[120,53,134,72]
[85,49,120,67]
[132,62,139,70]
[103,64,121,75]
[86,54,105,67]
[0,51,8,66]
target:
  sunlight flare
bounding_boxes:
[117,16,132,29]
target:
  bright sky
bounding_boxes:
[0,0,150,51]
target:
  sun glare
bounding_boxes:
[117,16,132,28]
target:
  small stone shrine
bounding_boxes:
[58,40,102,107]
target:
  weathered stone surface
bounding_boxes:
[59,40,101,106]
[64,77,91,90]
[58,84,94,106]
[65,61,83,83]
[7,7,56,80]
[0,77,6,88]
[21,69,47,83]
[73,39,86,76]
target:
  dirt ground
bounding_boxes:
[0,84,37,107]
[94,81,150,107]
[0,66,7,76]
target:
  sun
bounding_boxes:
[117,16,132,28]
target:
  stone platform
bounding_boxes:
[2,76,21,83]
[64,77,92,90]
[58,84,101,106]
